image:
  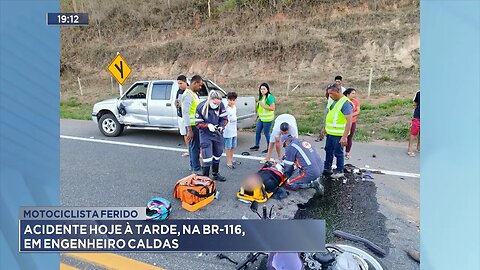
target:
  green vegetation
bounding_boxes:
[278,97,413,142]
[60,96,413,141]
[58,0,419,142]
[60,97,92,120]
[217,0,237,13]
[377,75,393,83]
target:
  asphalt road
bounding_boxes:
[60,119,420,270]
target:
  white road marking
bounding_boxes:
[60,135,420,178]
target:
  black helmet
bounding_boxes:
[280,122,289,132]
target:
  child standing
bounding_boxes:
[224,92,240,169]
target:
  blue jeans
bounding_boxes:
[189,126,201,171]
[286,168,321,190]
[255,119,273,147]
[324,134,344,172]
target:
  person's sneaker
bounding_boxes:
[232,160,242,165]
[226,164,235,169]
[323,169,333,177]
[331,172,344,179]
[212,173,226,182]
[262,149,268,154]
[249,146,260,151]
[311,178,325,196]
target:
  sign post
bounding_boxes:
[107,52,131,97]
[368,67,373,97]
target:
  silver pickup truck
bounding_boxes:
[92,79,256,137]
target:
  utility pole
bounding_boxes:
[368,68,373,97]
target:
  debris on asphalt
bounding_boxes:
[295,170,390,254]
[344,164,375,181]
[406,249,420,263]
[362,170,375,180]
[372,154,376,158]
[361,169,384,175]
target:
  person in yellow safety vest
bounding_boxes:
[321,83,353,179]
[250,82,276,153]
[181,75,203,173]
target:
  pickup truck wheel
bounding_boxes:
[98,113,124,137]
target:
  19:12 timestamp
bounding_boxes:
[47,13,89,26]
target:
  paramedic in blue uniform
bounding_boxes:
[195,90,228,182]
[281,134,324,190]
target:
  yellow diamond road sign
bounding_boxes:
[107,53,131,85]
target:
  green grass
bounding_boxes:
[280,97,413,142]
[376,75,393,83]
[60,97,92,120]
[361,114,380,124]
[360,103,376,110]
[378,98,411,109]
[353,127,371,142]
[383,122,410,141]
[60,95,414,142]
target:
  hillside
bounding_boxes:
[60,0,419,95]
[60,0,420,141]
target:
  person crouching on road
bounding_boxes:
[281,134,324,190]
[195,90,228,182]
[321,83,353,179]
[262,114,298,163]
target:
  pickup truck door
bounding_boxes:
[204,80,256,129]
[234,96,256,128]
[147,82,176,127]
[119,82,149,125]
